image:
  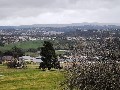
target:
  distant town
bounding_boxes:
[0,23,120,45]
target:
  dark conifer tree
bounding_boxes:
[40,41,58,70]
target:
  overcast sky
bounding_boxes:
[0,0,120,26]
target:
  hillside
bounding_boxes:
[0,40,44,52]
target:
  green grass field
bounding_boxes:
[0,65,64,90]
[0,40,44,52]
[0,40,65,56]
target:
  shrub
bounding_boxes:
[61,61,120,90]
[7,60,27,69]
[7,61,17,68]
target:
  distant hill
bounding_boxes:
[19,23,120,28]
[0,23,120,29]
[1,23,120,33]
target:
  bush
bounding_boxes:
[7,60,27,69]
[0,61,2,64]
[61,61,120,90]
[7,61,17,68]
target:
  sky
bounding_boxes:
[0,0,120,26]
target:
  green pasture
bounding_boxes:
[0,65,64,90]
[0,40,44,52]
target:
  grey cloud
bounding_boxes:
[0,0,120,25]
[0,7,64,20]
[0,0,119,9]
[0,0,64,8]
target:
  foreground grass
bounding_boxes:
[0,65,64,90]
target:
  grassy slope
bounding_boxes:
[0,40,65,56]
[0,40,44,52]
[0,65,64,90]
